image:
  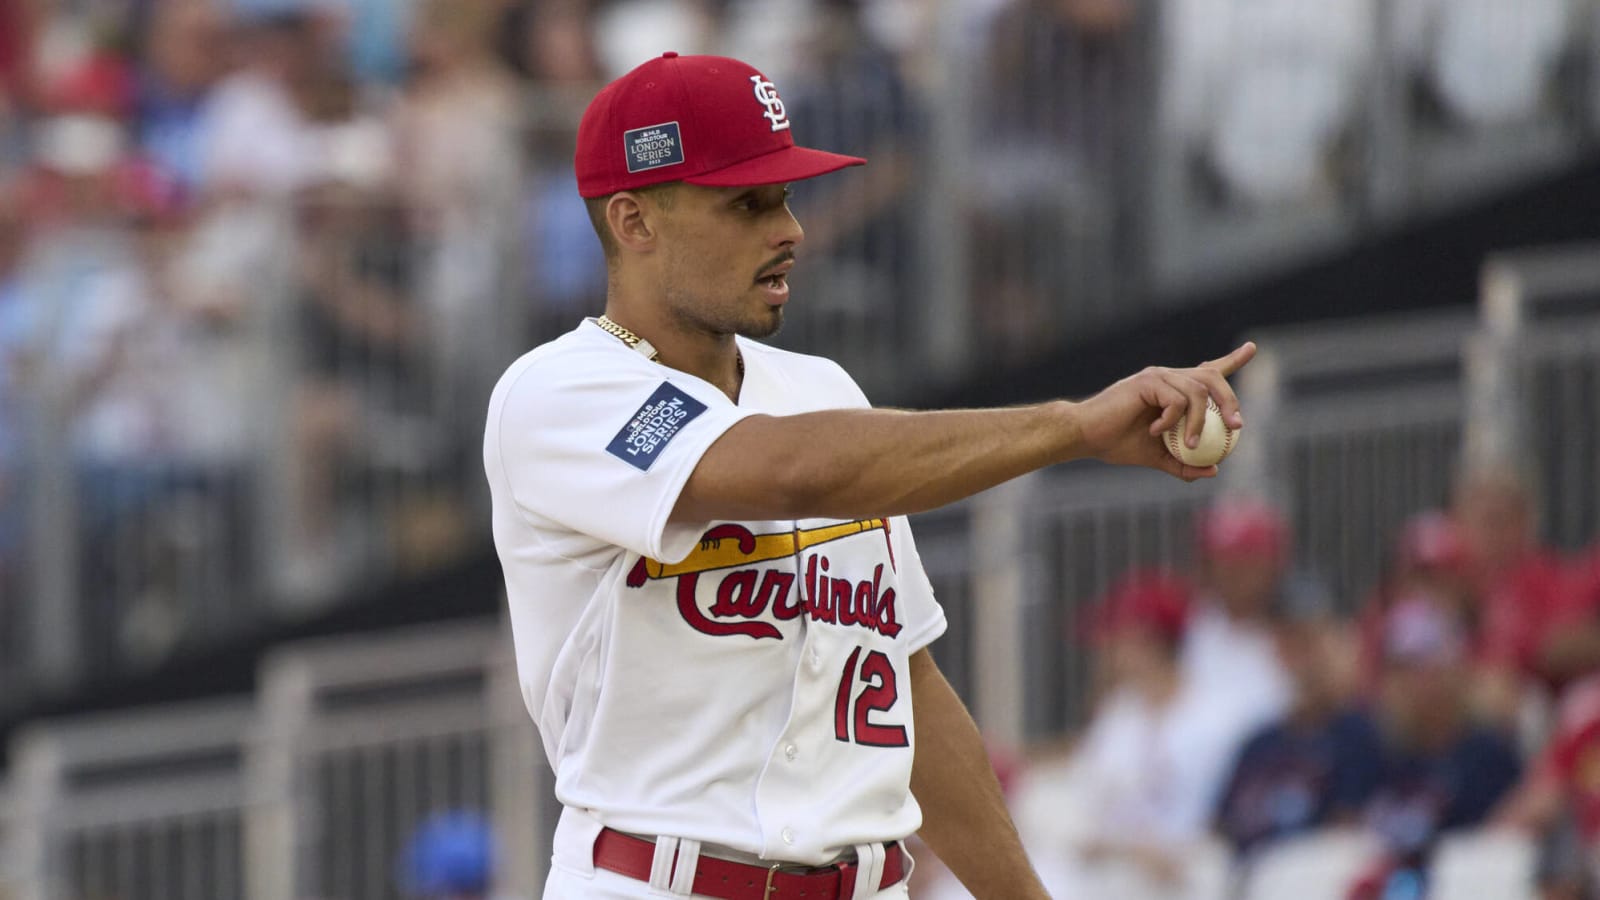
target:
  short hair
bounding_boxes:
[584,183,678,263]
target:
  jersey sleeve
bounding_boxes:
[491,356,755,562]
[887,515,948,653]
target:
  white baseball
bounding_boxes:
[1164,397,1237,467]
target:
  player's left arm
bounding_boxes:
[909,649,1050,899]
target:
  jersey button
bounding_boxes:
[808,650,822,671]
[784,742,798,761]
[781,828,795,845]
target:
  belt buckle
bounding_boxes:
[764,861,817,897]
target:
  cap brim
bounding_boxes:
[684,144,866,188]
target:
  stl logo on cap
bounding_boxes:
[750,76,790,132]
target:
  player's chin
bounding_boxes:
[737,306,784,340]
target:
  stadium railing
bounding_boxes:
[961,255,1600,744]
[0,779,18,900]
[9,0,1600,741]
[249,617,549,900]
[768,0,1600,389]
[948,468,1220,744]
[5,699,254,900]
[1472,242,1600,550]
[2,187,528,714]
[484,612,561,897]
[1019,467,1221,738]
[240,192,525,610]
[4,250,1599,893]
[1233,310,1477,602]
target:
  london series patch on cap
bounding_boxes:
[624,122,685,175]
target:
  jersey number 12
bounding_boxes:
[833,648,908,747]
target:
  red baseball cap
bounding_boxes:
[575,52,866,199]
[1082,571,1193,646]
[1195,497,1290,561]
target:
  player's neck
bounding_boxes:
[602,303,744,403]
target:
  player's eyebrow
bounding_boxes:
[728,186,790,210]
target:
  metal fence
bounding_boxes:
[1473,244,1600,550]
[0,620,553,900]
[1232,311,1477,602]
[949,288,1600,746]
[5,190,527,713]
[0,781,19,900]
[1015,467,1220,739]
[249,618,547,900]
[1,261,1599,893]
[5,700,254,900]
[7,0,1600,732]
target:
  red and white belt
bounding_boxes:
[593,828,908,899]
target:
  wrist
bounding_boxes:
[1042,399,1087,464]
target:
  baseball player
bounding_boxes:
[484,52,1254,900]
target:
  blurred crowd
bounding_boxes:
[1,2,1595,896]
[397,810,526,900]
[3,0,1581,686]
[912,463,1600,900]
[0,0,960,678]
[1,0,549,671]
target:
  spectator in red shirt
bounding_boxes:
[1458,464,1596,689]
[1575,546,1600,617]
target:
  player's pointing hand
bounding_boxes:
[1073,342,1255,482]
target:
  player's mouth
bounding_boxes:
[755,258,793,306]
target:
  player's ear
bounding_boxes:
[607,191,659,255]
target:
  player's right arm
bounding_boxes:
[672,342,1254,523]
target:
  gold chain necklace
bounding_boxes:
[595,314,656,360]
[595,314,743,377]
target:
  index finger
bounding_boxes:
[1201,341,1257,377]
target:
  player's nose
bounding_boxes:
[772,205,804,249]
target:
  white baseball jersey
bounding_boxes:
[483,319,947,866]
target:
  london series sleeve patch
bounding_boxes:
[606,382,708,471]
